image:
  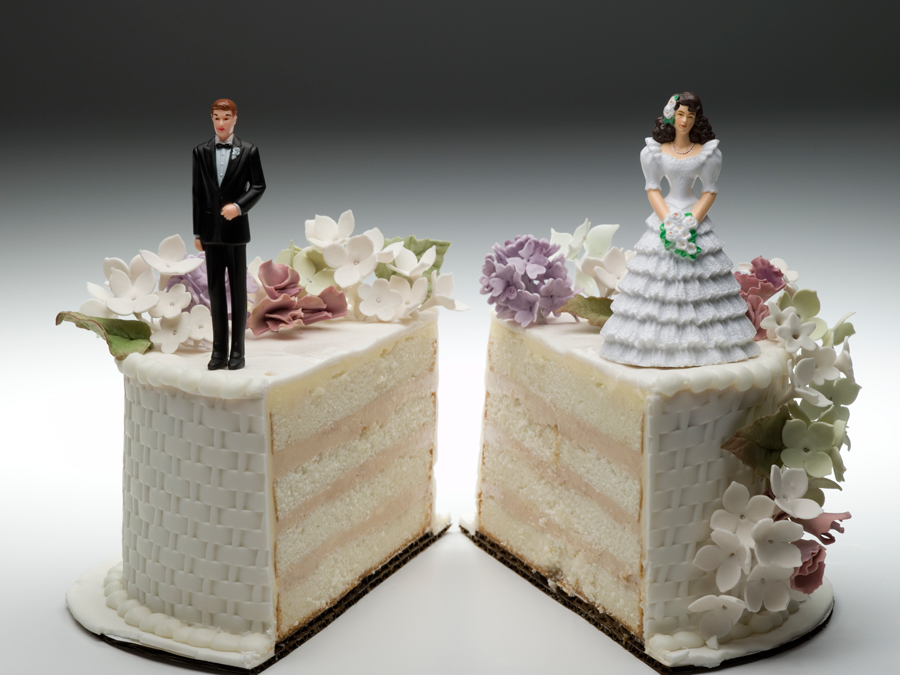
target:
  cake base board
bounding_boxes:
[461,525,833,673]
[68,522,449,673]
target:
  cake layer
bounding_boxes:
[487,320,646,453]
[274,391,436,521]
[275,444,435,588]
[267,321,438,450]
[479,488,642,632]
[480,433,641,576]
[277,489,433,637]
[485,383,641,516]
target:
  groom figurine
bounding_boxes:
[193,99,266,370]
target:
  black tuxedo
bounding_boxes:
[192,136,266,367]
[192,136,265,244]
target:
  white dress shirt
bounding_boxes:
[214,134,241,214]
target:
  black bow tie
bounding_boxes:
[216,143,232,150]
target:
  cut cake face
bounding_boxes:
[469,314,835,671]
[67,315,448,671]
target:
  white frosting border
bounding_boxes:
[648,579,833,667]
[67,555,274,669]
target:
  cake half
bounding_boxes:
[67,311,446,671]
[468,313,834,670]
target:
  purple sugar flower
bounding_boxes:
[167,252,259,318]
[489,262,524,301]
[479,234,575,327]
[539,277,577,317]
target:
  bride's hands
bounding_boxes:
[689,192,717,223]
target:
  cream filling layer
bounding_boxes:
[483,423,639,536]
[480,481,639,592]
[276,482,431,591]
[272,371,437,476]
[486,370,642,479]
[274,421,436,537]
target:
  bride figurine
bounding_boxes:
[599,92,759,367]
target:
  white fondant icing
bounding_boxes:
[646,580,832,668]
[68,556,275,668]
[116,312,436,399]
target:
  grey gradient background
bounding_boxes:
[2,2,899,673]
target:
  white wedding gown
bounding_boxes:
[599,138,759,367]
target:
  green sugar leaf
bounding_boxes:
[375,236,451,280]
[560,295,614,327]
[721,405,791,480]
[56,311,152,359]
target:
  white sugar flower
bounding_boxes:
[744,564,794,613]
[323,234,378,288]
[361,227,405,264]
[692,529,751,592]
[781,419,835,478]
[710,482,776,549]
[575,246,634,298]
[148,284,191,319]
[104,254,151,285]
[421,271,469,311]
[798,346,840,386]
[770,257,800,292]
[188,305,213,342]
[140,235,204,276]
[390,275,429,320]
[774,312,817,354]
[583,223,621,258]
[305,211,355,250]
[688,595,746,644]
[150,312,191,354]
[388,245,437,280]
[106,269,159,316]
[759,302,796,341]
[80,282,117,319]
[550,218,591,261]
[789,355,831,408]
[751,518,803,568]
[834,340,855,383]
[769,465,824,520]
[357,278,402,321]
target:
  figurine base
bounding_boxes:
[68,523,449,673]
[461,525,833,674]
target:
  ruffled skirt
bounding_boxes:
[599,214,759,368]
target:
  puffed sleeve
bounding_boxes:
[640,137,664,191]
[697,140,722,193]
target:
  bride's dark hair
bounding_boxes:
[652,92,715,144]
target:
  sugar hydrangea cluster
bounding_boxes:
[479,235,576,328]
[682,257,858,651]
